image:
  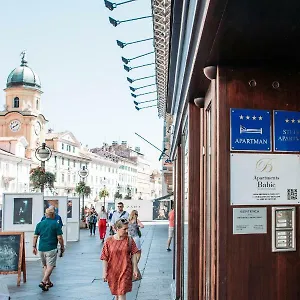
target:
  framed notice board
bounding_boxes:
[0,232,26,286]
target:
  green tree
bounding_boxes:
[99,188,109,207]
[75,181,91,218]
[29,166,56,192]
[114,191,122,200]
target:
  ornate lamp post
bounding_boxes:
[78,166,89,218]
[35,142,52,193]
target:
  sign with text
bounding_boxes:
[233,207,267,234]
[230,108,271,151]
[231,153,300,205]
[274,110,300,152]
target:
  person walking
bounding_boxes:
[41,205,63,229]
[167,205,175,251]
[128,210,144,263]
[101,219,140,300]
[33,207,65,291]
[111,202,129,232]
[88,208,98,236]
[98,206,108,242]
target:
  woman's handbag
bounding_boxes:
[137,227,142,238]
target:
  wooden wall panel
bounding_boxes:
[187,103,201,299]
[217,67,300,300]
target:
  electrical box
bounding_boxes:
[272,207,296,252]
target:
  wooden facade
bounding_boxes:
[172,68,300,299]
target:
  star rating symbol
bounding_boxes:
[252,116,257,120]
[298,120,300,123]
[246,115,250,120]
[285,119,289,123]
[291,119,295,123]
[239,115,244,120]
[258,116,263,120]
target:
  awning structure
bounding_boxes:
[152,192,173,201]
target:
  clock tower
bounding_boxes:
[0,52,48,159]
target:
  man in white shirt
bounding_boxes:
[111,202,129,231]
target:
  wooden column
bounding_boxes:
[175,145,182,299]
[187,103,201,299]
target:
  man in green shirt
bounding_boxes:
[33,207,65,291]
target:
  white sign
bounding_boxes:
[231,153,300,205]
[122,200,153,221]
[233,207,267,234]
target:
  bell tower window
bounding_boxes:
[13,97,19,108]
[36,99,39,110]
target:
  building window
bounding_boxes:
[13,97,19,108]
[54,156,57,164]
[62,158,64,165]
[73,146,75,153]
[62,143,64,150]
[68,159,70,166]
[62,174,65,183]
[73,160,76,167]
[67,174,70,183]
[73,174,76,183]
[36,99,39,110]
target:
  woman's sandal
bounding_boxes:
[38,281,49,291]
[46,281,54,288]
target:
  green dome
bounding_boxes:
[6,55,41,89]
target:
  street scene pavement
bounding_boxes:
[0,223,173,300]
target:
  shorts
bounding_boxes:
[40,249,58,267]
[168,227,174,239]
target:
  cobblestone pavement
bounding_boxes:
[0,222,173,300]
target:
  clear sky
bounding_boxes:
[0,0,163,168]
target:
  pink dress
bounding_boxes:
[100,236,139,295]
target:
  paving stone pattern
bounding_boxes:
[0,223,173,300]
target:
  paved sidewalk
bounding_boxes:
[0,223,173,300]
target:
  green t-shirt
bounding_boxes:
[34,218,63,252]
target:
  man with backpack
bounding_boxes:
[110,202,129,233]
[88,208,98,236]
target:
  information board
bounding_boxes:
[274,110,300,152]
[0,232,26,286]
[233,207,267,234]
[231,153,300,205]
[230,108,271,151]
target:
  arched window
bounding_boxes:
[13,97,19,108]
[36,99,39,110]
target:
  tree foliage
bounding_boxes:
[99,188,109,199]
[29,166,56,192]
[114,191,122,200]
[75,181,91,197]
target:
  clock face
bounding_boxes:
[9,119,21,132]
[34,121,41,135]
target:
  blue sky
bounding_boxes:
[0,0,163,168]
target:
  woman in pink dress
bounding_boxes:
[101,219,140,300]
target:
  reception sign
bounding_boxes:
[274,110,300,152]
[230,108,271,151]
[231,153,300,205]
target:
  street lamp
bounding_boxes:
[121,51,154,65]
[131,90,157,98]
[35,142,52,193]
[124,62,155,72]
[116,38,153,49]
[130,83,156,92]
[127,75,155,83]
[78,166,89,218]
[135,104,157,111]
[104,0,136,11]
[109,16,152,27]
[134,99,157,105]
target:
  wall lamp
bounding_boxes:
[135,104,156,111]
[133,99,157,105]
[127,75,155,83]
[131,90,157,98]
[116,38,153,49]
[130,83,156,92]
[104,0,136,11]
[109,16,152,27]
[124,62,155,72]
[122,51,154,65]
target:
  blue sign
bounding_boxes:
[231,109,271,151]
[274,110,300,152]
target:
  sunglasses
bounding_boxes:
[120,218,128,224]
[118,205,123,208]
